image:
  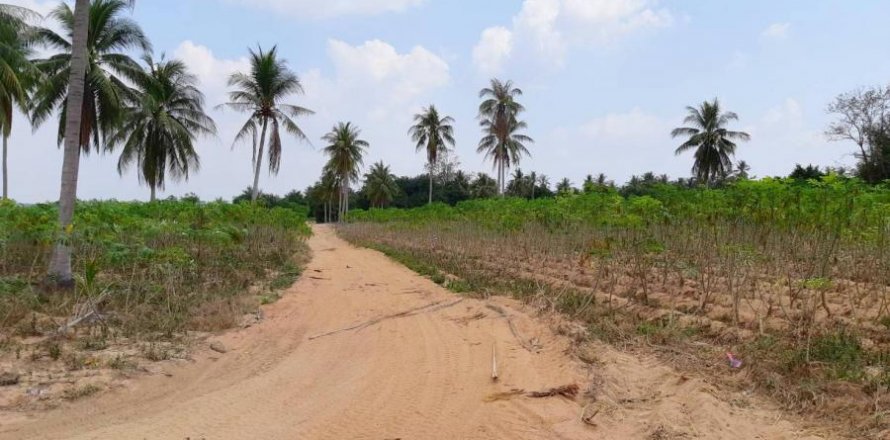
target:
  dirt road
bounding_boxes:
[1,225,825,439]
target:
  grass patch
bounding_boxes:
[62,384,101,401]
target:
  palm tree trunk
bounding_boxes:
[341,182,349,221]
[498,161,504,196]
[48,0,90,286]
[251,117,269,202]
[341,184,346,222]
[2,134,8,200]
[428,166,433,205]
[149,184,156,202]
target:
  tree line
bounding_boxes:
[1,1,889,284]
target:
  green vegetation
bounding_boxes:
[339,176,890,434]
[0,199,310,336]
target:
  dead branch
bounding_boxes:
[527,384,580,399]
[57,291,111,334]
[308,298,464,341]
[485,303,537,352]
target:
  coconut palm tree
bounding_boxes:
[671,99,750,184]
[322,122,367,221]
[107,56,216,201]
[0,4,38,200]
[470,173,498,199]
[477,79,531,195]
[222,46,312,202]
[409,105,454,205]
[32,0,150,152]
[735,160,751,179]
[556,178,573,195]
[45,0,142,285]
[363,161,399,208]
[318,169,339,223]
[478,116,533,194]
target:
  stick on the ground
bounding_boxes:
[527,384,580,399]
[491,343,499,382]
[485,303,536,352]
[308,298,464,341]
[58,291,110,334]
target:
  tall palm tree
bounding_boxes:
[671,99,751,184]
[478,116,533,194]
[477,79,532,194]
[32,0,150,152]
[222,46,312,202]
[45,0,142,285]
[107,56,216,201]
[0,4,38,200]
[409,105,454,205]
[322,122,367,221]
[363,161,399,208]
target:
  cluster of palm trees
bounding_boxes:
[0,0,222,205]
[0,0,752,282]
[0,0,224,283]
[312,78,537,220]
[0,1,319,283]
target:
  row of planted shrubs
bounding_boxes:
[0,199,311,336]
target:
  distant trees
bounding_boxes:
[409,105,455,205]
[322,122,367,220]
[470,173,498,199]
[222,46,312,202]
[477,79,533,195]
[789,164,827,181]
[671,99,750,185]
[363,162,399,208]
[556,178,574,195]
[506,168,552,199]
[827,86,890,183]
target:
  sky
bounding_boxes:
[6,0,890,203]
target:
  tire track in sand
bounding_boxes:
[1,225,826,439]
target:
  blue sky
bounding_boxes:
[7,0,890,202]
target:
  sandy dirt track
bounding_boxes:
[0,225,826,439]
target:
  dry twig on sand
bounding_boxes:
[527,384,580,399]
[308,299,464,340]
[57,291,111,334]
[485,303,537,352]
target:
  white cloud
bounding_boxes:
[173,41,250,104]
[472,27,514,76]
[742,98,852,176]
[311,39,450,122]
[473,0,673,73]
[223,0,424,18]
[761,22,791,40]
